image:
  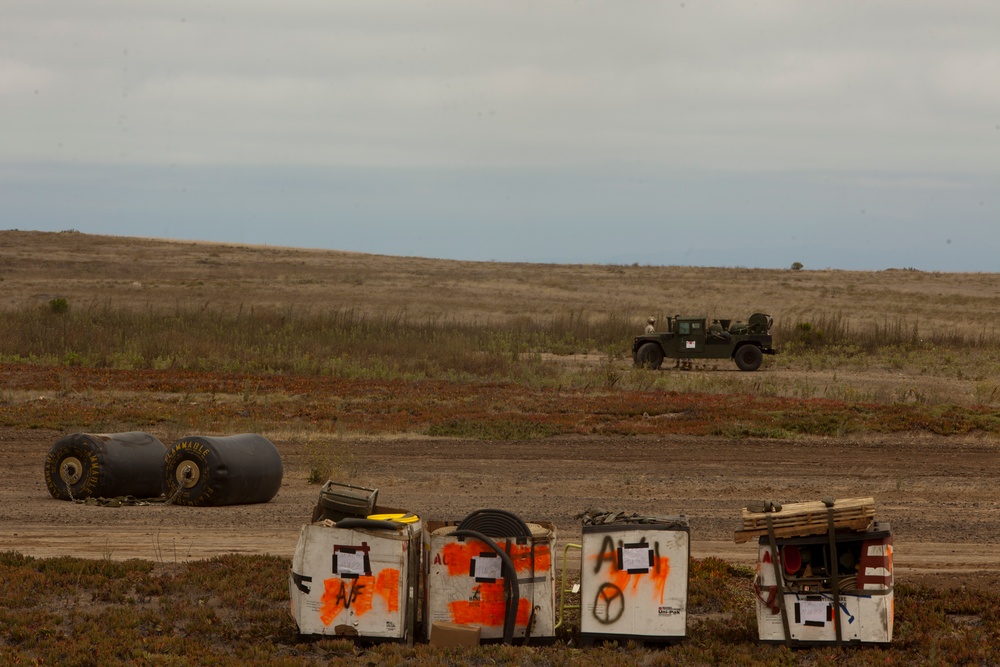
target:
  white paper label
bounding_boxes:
[474,555,502,580]
[800,600,827,624]
[336,551,365,576]
[622,546,649,571]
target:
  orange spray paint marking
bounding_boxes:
[320,579,348,625]
[441,540,549,577]
[650,555,671,603]
[375,568,400,613]
[448,583,532,627]
[591,548,671,604]
[508,542,551,573]
[351,576,375,616]
[441,541,477,576]
[319,575,377,625]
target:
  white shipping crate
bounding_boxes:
[423,521,556,642]
[290,518,421,641]
[579,519,690,642]
[754,522,893,645]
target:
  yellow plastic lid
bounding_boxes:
[367,512,419,524]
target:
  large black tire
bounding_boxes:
[734,345,764,372]
[635,343,664,370]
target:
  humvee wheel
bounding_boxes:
[635,343,664,370]
[734,345,763,372]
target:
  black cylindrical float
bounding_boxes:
[43,432,166,501]
[163,434,283,506]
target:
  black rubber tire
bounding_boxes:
[734,345,764,372]
[44,440,100,500]
[635,343,664,370]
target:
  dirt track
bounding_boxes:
[3,427,999,590]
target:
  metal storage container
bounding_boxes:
[579,515,690,643]
[423,512,556,643]
[310,481,379,523]
[289,511,421,642]
[754,521,893,645]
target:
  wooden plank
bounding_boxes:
[735,497,877,543]
[745,508,875,530]
[734,517,874,544]
[742,496,874,521]
[747,506,872,525]
[741,497,875,531]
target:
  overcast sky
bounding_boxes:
[2,1,997,271]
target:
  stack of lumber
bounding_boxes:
[734,497,876,544]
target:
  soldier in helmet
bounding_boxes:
[708,319,731,341]
[644,317,656,334]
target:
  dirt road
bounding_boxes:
[3,427,998,590]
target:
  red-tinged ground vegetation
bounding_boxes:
[2,552,1000,667]
[3,363,999,440]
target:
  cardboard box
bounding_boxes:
[429,621,481,647]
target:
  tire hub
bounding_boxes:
[59,457,83,485]
[174,460,201,488]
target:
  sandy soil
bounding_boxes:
[2,427,998,591]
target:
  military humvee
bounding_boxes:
[632,313,776,371]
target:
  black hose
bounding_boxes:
[457,508,531,538]
[335,518,399,531]
[450,528,520,645]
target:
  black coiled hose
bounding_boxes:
[457,508,531,538]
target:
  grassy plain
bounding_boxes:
[2,230,1000,665]
[4,229,1000,407]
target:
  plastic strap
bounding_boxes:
[765,512,792,646]
[826,506,843,646]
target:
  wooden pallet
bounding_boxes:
[734,497,876,544]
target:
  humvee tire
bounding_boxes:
[734,345,763,372]
[635,343,664,370]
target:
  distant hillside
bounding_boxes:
[1,230,997,335]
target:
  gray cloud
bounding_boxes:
[1,1,997,270]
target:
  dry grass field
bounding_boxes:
[4,229,999,328]
[3,229,1000,405]
[3,230,1000,665]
